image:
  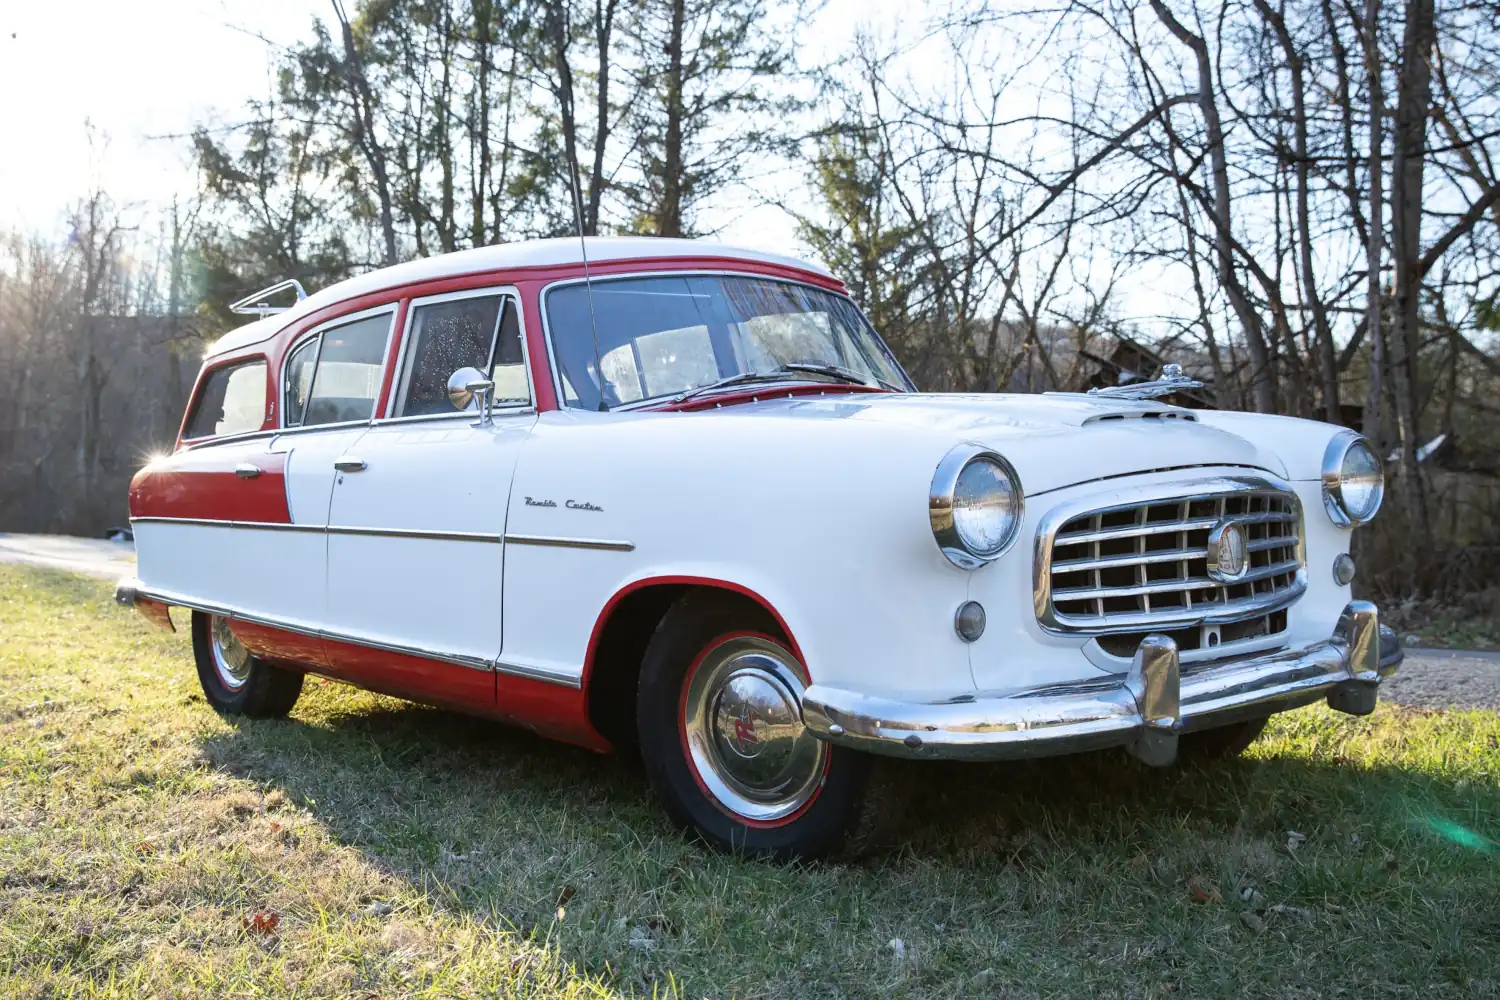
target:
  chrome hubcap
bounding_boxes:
[682,636,826,822]
[210,616,252,690]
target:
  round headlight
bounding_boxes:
[930,446,1023,569]
[1322,432,1385,526]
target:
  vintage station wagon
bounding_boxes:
[117,237,1402,858]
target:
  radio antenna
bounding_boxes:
[567,161,608,411]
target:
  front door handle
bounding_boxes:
[334,457,367,473]
[234,463,262,479]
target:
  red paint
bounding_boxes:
[675,630,828,829]
[581,576,807,697]
[175,353,277,450]
[186,254,848,438]
[133,597,176,632]
[228,619,329,670]
[653,383,892,413]
[129,450,291,523]
[223,617,609,752]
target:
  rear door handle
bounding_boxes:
[234,463,262,479]
[334,458,367,473]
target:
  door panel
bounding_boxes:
[237,427,369,634]
[323,412,534,669]
[130,438,288,612]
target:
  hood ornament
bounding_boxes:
[1087,363,1203,401]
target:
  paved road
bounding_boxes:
[0,533,136,581]
[0,533,1493,707]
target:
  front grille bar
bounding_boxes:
[1033,475,1306,636]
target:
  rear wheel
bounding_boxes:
[636,592,891,860]
[191,611,304,719]
[1179,715,1269,759]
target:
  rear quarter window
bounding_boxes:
[184,359,269,440]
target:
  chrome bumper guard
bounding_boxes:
[802,601,1402,765]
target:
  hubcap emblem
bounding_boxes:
[728,714,763,757]
[1207,519,1250,582]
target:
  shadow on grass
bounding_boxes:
[196,696,1500,994]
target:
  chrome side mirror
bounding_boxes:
[447,366,496,427]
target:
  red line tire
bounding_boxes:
[191,611,304,719]
[636,591,881,860]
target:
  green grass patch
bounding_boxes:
[1,563,1497,998]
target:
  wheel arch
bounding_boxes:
[581,575,805,751]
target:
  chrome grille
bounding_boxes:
[1037,483,1304,634]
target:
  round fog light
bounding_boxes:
[1333,553,1357,586]
[954,601,986,642]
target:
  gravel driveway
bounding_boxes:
[1384,648,1500,710]
[1,533,1495,710]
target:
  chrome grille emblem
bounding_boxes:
[1206,519,1250,582]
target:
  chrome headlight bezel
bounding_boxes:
[929,444,1024,569]
[1321,431,1384,527]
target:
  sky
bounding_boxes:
[0,0,909,253]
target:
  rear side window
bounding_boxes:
[395,294,529,417]
[283,312,392,427]
[183,360,268,440]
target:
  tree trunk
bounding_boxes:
[1387,0,1435,548]
[1360,0,1385,445]
[657,0,687,237]
[1150,0,1276,412]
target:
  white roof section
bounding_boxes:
[207,237,834,358]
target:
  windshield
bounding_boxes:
[544,274,912,410]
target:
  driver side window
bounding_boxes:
[395,293,528,417]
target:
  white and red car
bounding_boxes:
[117,237,1401,858]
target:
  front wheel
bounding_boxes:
[191,611,304,719]
[636,593,891,860]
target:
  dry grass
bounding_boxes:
[1,563,1498,998]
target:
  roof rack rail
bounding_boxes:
[228,278,308,317]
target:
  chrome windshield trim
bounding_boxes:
[503,533,636,552]
[538,269,916,410]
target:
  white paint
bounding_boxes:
[207,238,833,358]
[322,411,534,665]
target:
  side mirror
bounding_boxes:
[447,366,496,426]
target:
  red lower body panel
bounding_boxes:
[225,620,608,752]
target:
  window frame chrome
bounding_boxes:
[278,302,399,433]
[381,283,537,424]
[537,269,916,412]
[1032,473,1307,636]
[929,443,1025,569]
[1320,430,1383,527]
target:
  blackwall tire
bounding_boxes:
[191,611,304,719]
[635,591,884,860]
[1179,715,1270,759]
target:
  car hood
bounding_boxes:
[731,391,1289,496]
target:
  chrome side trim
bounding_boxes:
[504,533,635,552]
[326,525,504,543]
[803,600,1392,762]
[117,584,579,685]
[129,516,324,533]
[130,517,629,551]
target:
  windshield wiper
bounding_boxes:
[672,370,788,404]
[777,362,904,392]
[670,363,903,405]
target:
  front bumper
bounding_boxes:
[802,601,1402,765]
